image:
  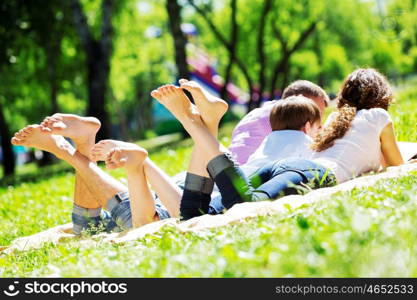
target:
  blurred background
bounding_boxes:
[1,0,416,179]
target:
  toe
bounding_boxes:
[166,86,175,93]
[105,162,116,169]
[111,148,122,162]
[41,126,51,132]
[11,137,21,145]
[151,90,162,99]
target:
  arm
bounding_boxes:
[380,122,404,167]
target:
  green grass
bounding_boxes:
[0,87,416,277]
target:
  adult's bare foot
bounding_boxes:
[11,125,75,159]
[40,113,100,152]
[105,145,148,171]
[150,85,202,125]
[179,79,228,130]
[91,139,138,162]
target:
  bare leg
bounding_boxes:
[143,158,182,218]
[40,114,128,208]
[92,139,182,218]
[73,136,103,209]
[105,146,154,227]
[179,79,228,177]
[12,125,126,209]
[152,86,254,211]
[41,114,105,209]
[151,85,226,164]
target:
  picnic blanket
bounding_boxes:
[2,162,416,255]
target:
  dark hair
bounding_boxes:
[311,68,394,152]
[282,80,329,103]
[270,96,321,131]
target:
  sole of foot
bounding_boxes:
[105,146,148,171]
[11,125,75,159]
[91,140,139,162]
[41,113,101,146]
[150,84,201,123]
[179,79,228,127]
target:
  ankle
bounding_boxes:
[76,141,96,159]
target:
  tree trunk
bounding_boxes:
[87,41,111,140]
[220,0,238,102]
[314,33,325,87]
[0,101,15,176]
[269,55,289,101]
[39,36,62,166]
[257,0,273,104]
[269,21,317,101]
[166,0,189,80]
[187,0,255,110]
[71,0,114,140]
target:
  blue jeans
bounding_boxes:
[209,154,336,212]
[72,191,170,235]
[180,154,336,219]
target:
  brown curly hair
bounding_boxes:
[311,68,394,152]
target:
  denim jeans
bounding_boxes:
[180,154,336,219]
[210,154,336,212]
[72,191,171,235]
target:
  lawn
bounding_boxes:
[0,85,416,277]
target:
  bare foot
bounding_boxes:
[11,125,75,159]
[150,84,202,124]
[105,145,148,171]
[40,113,101,149]
[91,139,138,162]
[179,79,228,129]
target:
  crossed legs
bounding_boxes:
[150,83,254,218]
[11,116,133,234]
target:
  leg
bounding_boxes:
[177,80,229,219]
[143,158,182,218]
[252,158,337,199]
[11,125,127,210]
[151,85,253,211]
[105,146,156,227]
[91,139,183,218]
[41,114,104,209]
[150,85,227,163]
[40,114,127,208]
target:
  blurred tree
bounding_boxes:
[166,0,189,80]
[187,0,255,105]
[219,0,238,102]
[70,0,116,140]
[0,101,14,176]
[0,0,24,175]
[109,0,173,139]
[188,0,319,110]
[385,0,417,78]
[24,0,78,165]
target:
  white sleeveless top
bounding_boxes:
[312,108,392,183]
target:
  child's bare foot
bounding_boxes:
[105,145,148,171]
[150,84,202,125]
[40,113,101,150]
[91,139,138,162]
[11,125,75,159]
[179,79,228,130]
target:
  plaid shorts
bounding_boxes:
[71,191,171,235]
